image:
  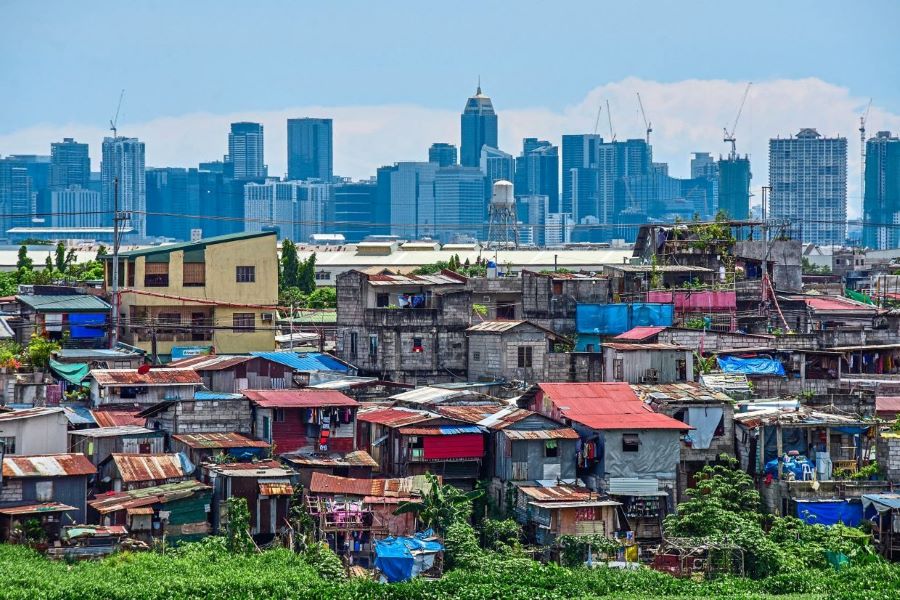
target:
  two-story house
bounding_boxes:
[102,231,278,360]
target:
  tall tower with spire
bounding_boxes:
[460,81,498,168]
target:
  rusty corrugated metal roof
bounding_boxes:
[2,454,96,478]
[0,502,77,515]
[91,407,146,427]
[171,432,270,449]
[243,389,358,408]
[632,382,733,405]
[88,480,211,514]
[502,428,579,440]
[0,407,64,422]
[518,485,599,503]
[283,450,378,468]
[109,453,186,483]
[90,369,202,386]
[357,407,433,427]
[466,320,525,332]
[613,326,667,341]
[308,473,438,497]
[259,481,293,495]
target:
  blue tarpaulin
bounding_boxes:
[68,313,106,339]
[630,303,674,328]
[717,356,786,376]
[796,500,863,527]
[576,303,673,336]
[374,531,444,583]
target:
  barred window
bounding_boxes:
[236,266,255,283]
[233,313,255,332]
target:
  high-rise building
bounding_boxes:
[227,122,266,180]
[428,143,457,167]
[515,138,559,213]
[460,84,498,168]
[516,194,549,246]
[691,152,718,180]
[0,159,33,235]
[331,180,378,242]
[377,162,438,239]
[480,145,514,207]
[101,137,146,237]
[50,138,90,189]
[287,118,333,181]
[434,166,485,243]
[769,128,847,245]
[717,156,751,220]
[862,131,900,249]
[50,188,102,229]
[243,180,329,241]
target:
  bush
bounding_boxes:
[301,541,345,581]
[480,518,522,553]
[444,520,482,570]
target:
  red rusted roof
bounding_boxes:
[91,407,146,427]
[435,405,525,425]
[109,453,186,483]
[876,396,900,417]
[283,451,379,468]
[518,485,598,503]
[2,454,96,478]
[803,296,877,312]
[308,473,437,497]
[357,407,432,427]
[0,502,77,515]
[243,389,358,408]
[535,382,691,431]
[502,428,579,440]
[603,342,685,351]
[613,326,667,341]
[171,432,270,450]
[90,369,202,386]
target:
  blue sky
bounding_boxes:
[2,1,899,215]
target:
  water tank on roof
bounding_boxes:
[490,180,515,210]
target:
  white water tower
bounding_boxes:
[487,180,518,247]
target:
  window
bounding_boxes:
[0,436,15,454]
[236,266,256,283]
[368,334,378,358]
[622,433,640,452]
[232,313,255,332]
[275,408,285,422]
[349,332,358,358]
[144,262,169,287]
[157,312,182,334]
[35,481,53,502]
[517,346,533,368]
[315,271,331,281]
[473,351,481,361]
[614,358,624,381]
[376,293,390,308]
[544,440,559,458]
[412,337,424,353]
[183,262,206,287]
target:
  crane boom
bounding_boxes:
[109,89,125,138]
[860,98,873,209]
[593,103,602,135]
[636,92,652,145]
[723,82,752,159]
[606,99,616,142]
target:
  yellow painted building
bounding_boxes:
[103,232,278,359]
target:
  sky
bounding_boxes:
[2,0,900,217]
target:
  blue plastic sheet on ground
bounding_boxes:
[374,530,444,583]
[796,500,863,527]
[717,356,785,376]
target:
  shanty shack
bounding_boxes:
[138,392,252,436]
[465,320,568,383]
[88,368,203,407]
[0,407,69,455]
[245,389,359,455]
[356,406,484,489]
[69,426,165,466]
[170,432,270,465]
[166,353,299,393]
[281,450,379,489]
[202,460,295,540]
[88,480,212,543]
[512,483,620,545]
[99,453,193,492]
[0,453,96,540]
[602,343,694,384]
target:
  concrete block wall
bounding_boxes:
[877,435,900,481]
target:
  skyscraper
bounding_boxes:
[717,156,751,220]
[460,84,498,168]
[862,131,900,249]
[690,152,718,180]
[101,137,146,237]
[0,159,33,235]
[227,122,266,180]
[428,143,458,167]
[287,118,333,181]
[378,162,438,240]
[50,138,90,189]
[434,166,485,243]
[50,188,102,229]
[769,128,847,245]
[480,146,514,205]
[515,138,559,212]
[331,180,378,242]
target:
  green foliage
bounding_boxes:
[301,541,345,581]
[0,340,21,368]
[16,245,32,270]
[694,352,717,375]
[480,518,522,553]
[297,253,317,294]
[393,473,483,534]
[685,317,707,330]
[443,520,482,570]
[472,303,488,317]
[280,239,300,289]
[24,334,60,370]
[802,257,832,275]
[279,286,336,309]
[225,497,255,555]
[558,534,619,567]
[413,255,487,278]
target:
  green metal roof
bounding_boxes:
[284,310,337,324]
[17,294,111,313]
[102,231,276,261]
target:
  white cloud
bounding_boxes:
[2,78,898,217]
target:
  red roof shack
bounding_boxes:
[520,383,690,499]
[244,389,359,455]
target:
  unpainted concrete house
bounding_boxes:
[138,392,252,437]
[602,343,694,384]
[521,270,608,335]
[466,320,568,383]
[88,369,203,407]
[335,270,472,384]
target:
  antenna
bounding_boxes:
[723,82,752,159]
[636,92,652,145]
[109,89,125,138]
[859,98,873,206]
[606,99,616,142]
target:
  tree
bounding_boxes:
[297,252,317,294]
[16,246,32,270]
[394,473,483,534]
[305,287,336,309]
[95,245,108,260]
[280,239,300,289]
[53,242,77,272]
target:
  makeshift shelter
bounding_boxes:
[862,493,900,560]
[374,531,444,583]
[652,538,745,578]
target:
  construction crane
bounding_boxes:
[636,92,652,145]
[593,103,603,135]
[109,89,125,138]
[723,82,752,159]
[859,98,873,203]
[606,99,616,142]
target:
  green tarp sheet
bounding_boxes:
[49,359,89,385]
